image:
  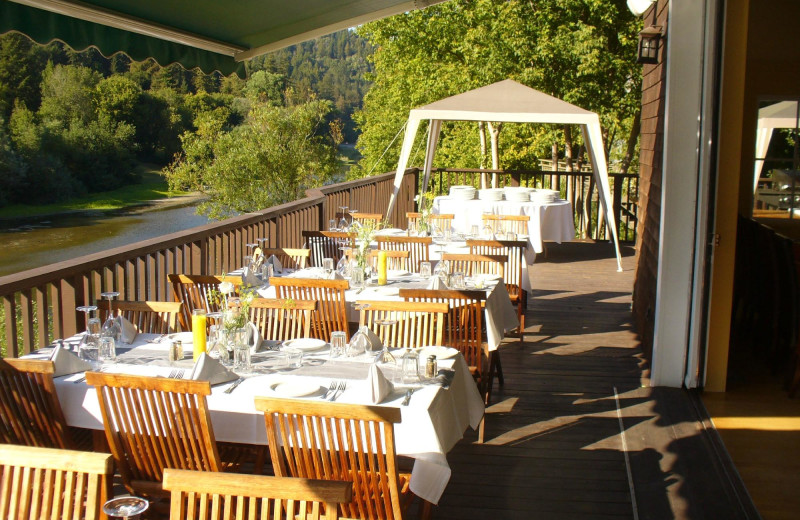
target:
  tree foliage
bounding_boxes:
[164,99,342,219]
[352,0,641,178]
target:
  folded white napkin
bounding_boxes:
[248,323,264,355]
[266,255,283,274]
[116,315,138,344]
[52,345,92,377]
[427,276,446,290]
[190,353,238,385]
[241,266,262,287]
[367,364,394,404]
[287,267,343,280]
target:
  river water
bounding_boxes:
[0,203,210,277]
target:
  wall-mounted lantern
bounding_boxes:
[637,26,662,64]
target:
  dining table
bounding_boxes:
[30,333,485,505]
[254,266,520,352]
[432,195,575,254]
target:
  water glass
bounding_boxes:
[420,261,432,278]
[506,231,517,241]
[329,218,337,231]
[470,224,480,237]
[402,349,420,384]
[79,342,99,369]
[330,331,347,358]
[451,271,465,289]
[283,347,303,368]
[322,257,334,275]
[233,344,251,373]
[98,336,116,364]
[351,266,365,288]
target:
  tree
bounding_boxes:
[353,0,641,178]
[38,63,102,125]
[164,99,341,219]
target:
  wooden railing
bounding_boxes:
[0,166,638,357]
[426,168,638,242]
[0,170,419,357]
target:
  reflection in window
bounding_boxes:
[753,100,800,216]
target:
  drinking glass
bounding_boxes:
[420,261,432,279]
[374,314,397,365]
[103,496,149,520]
[330,331,347,358]
[100,291,121,342]
[451,271,465,289]
[470,224,480,237]
[79,341,100,370]
[76,305,99,352]
[232,328,251,373]
[402,348,420,384]
[282,347,303,368]
[337,247,352,278]
[351,266,365,289]
[329,219,337,231]
[322,257,334,277]
[98,336,116,364]
[338,206,349,230]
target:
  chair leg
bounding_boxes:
[419,499,434,520]
[489,350,504,389]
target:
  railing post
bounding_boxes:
[3,294,18,357]
[613,175,623,241]
[510,171,521,187]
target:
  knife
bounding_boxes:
[224,377,245,394]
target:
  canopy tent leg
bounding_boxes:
[387,118,423,219]
[582,124,623,271]
[421,120,442,194]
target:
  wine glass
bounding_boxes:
[338,206,349,230]
[337,247,352,277]
[76,305,98,353]
[349,209,360,229]
[374,314,398,365]
[100,292,121,342]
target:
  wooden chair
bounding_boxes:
[0,444,113,520]
[104,300,182,334]
[163,468,352,520]
[356,300,448,349]
[302,231,356,267]
[169,274,244,331]
[468,238,528,341]
[255,398,428,520]
[400,288,491,442]
[350,212,384,226]
[481,214,530,236]
[369,249,411,271]
[441,253,505,279]
[261,247,311,269]
[0,358,91,450]
[85,372,263,499]
[246,298,316,342]
[406,212,454,232]
[270,277,349,342]
[377,235,432,272]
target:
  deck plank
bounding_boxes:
[428,241,757,520]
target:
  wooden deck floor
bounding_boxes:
[430,241,757,520]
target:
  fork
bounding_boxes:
[329,381,346,401]
[323,380,337,399]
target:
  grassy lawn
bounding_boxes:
[0,164,193,219]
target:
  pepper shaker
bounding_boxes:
[426,355,438,379]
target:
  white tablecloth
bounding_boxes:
[41,335,484,505]
[433,196,575,253]
[258,271,519,351]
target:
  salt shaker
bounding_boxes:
[426,355,438,379]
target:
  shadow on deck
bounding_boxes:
[432,241,758,520]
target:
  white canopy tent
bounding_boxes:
[386,79,623,271]
[753,101,799,193]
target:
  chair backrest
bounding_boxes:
[406,212,454,231]
[356,300,448,349]
[0,444,113,520]
[255,398,404,520]
[302,231,356,267]
[247,298,316,342]
[481,214,530,235]
[442,253,505,279]
[368,249,410,271]
[376,235,432,272]
[467,239,526,293]
[262,247,311,269]
[270,277,349,342]
[107,300,182,334]
[169,274,243,331]
[85,372,222,497]
[399,289,488,372]
[0,358,75,449]
[350,212,384,226]
[163,468,351,520]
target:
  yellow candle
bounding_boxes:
[191,309,207,361]
[377,250,388,286]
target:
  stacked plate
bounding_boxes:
[530,189,559,203]
[449,185,477,200]
[504,187,534,202]
[478,188,505,201]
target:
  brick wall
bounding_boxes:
[632,0,668,360]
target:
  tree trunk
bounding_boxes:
[550,140,559,189]
[619,108,641,174]
[488,122,502,188]
[478,121,488,188]
[564,125,574,172]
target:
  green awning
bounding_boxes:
[1,0,446,77]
